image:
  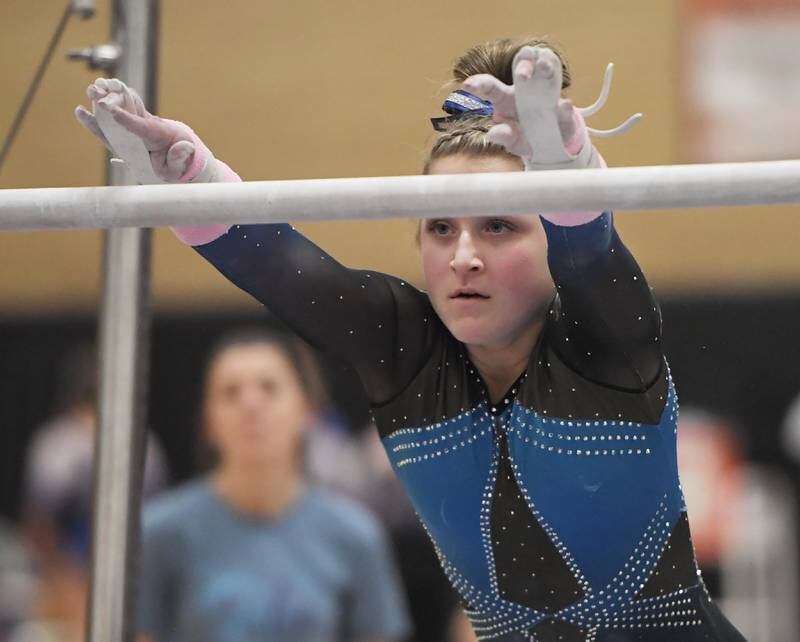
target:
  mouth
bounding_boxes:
[449,290,490,300]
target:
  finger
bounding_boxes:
[94,81,148,118]
[75,105,103,136]
[98,79,135,113]
[462,73,512,105]
[486,122,520,150]
[105,78,127,93]
[164,140,195,179]
[87,83,107,102]
[536,56,555,79]
[116,85,140,115]
[509,46,571,165]
[94,77,112,92]
[512,45,555,82]
[515,46,560,85]
[512,46,539,82]
[106,105,155,140]
[126,85,148,116]
[515,58,535,81]
[106,79,145,115]
[462,73,518,121]
[107,106,174,150]
[75,106,113,151]
[97,92,125,110]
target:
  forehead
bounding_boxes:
[210,344,289,380]
[427,154,524,175]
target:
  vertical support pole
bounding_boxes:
[87,1,159,642]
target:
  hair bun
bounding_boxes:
[452,37,571,89]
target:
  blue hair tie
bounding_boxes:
[430,90,493,131]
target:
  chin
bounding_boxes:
[446,318,501,347]
[235,455,270,468]
[233,446,278,466]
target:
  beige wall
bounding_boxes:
[1,0,798,315]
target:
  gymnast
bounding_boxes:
[75,37,747,641]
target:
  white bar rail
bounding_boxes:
[1,160,799,232]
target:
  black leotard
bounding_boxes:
[194,212,746,641]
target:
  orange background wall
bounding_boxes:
[1,0,798,315]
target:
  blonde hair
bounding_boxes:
[423,37,570,174]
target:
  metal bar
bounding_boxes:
[1,160,800,231]
[87,1,158,642]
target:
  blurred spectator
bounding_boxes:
[677,408,746,573]
[16,344,166,642]
[0,520,37,640]
[781,392,800,464]
[679,407,799,641]
[22,344,167,566]
[138,327,410,642]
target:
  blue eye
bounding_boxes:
[427,220,452,236]
[486,219,513,234]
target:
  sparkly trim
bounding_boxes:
[555,497,701,631]
[384,403,488,441]
[510,404,653,457]
[459,488,703,639]
[505,445,591,597]
[438,550,542,639]
[445,90,491,112]
[394,405,493,468]
[481,432,501,595]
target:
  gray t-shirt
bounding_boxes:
[138,480,410,642]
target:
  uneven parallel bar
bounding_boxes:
[1,160,800,231]
[88,1,158,642]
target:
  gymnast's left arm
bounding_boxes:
[534,94,662,391]
[464,46,662,391]
[541,211,663,392]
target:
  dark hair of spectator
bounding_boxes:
[203,326,328,410]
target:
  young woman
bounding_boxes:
[137,328,409,642]
[77,38,747,642]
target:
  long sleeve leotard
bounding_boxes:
[192,208,745,642]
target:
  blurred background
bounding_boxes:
[1,0,800,640]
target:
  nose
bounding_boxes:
[450,230,483,275]
[240,384,267,412]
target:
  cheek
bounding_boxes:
[207,407,237,449]
[273,393,308,434]
[207,404,228,433]
[494,243,552,300]
[420,246,451,294]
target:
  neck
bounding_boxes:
[213,458,303,519]
[467,317,545,404]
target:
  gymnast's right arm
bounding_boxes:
[75,79,435,405]
[194,219,436,406]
